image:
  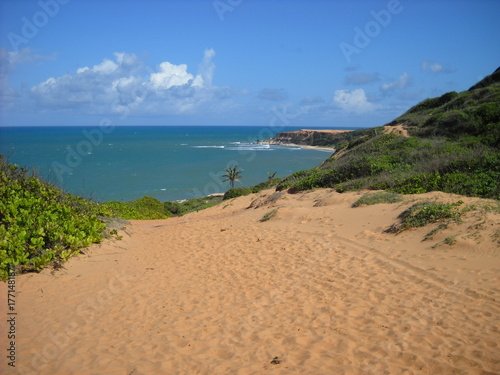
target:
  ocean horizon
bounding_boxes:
[0,125,361,202]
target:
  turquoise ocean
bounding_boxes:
[0,126,349,202]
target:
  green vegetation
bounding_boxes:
[222,175,285,200]
[164,196,223,216]
[444,235,458,246]
[223,165,243,188]
[104,195,225,219]
[103,196,169,220]
[0,156,108,280]
[260,209,278,222]
[352,192,403,208]
[267,171,277,181]
[271,68,500,200]
[431,234,459,249]
[275,134,499,199]
[223,186,258,200]
[386,201,462,233]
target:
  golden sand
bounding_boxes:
[1,189,499,374]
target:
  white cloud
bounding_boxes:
[29,49,227,116]
[333,88,376,113]
[0,47,54,68]
[149,62,193,90]
[381,72,411,93]
[193,48,216,87]
[148,48,216,90]
[421,60,453,74]
[92,58,119,74]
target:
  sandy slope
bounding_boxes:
[1,189,499,375]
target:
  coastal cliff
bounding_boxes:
[263,128,363,149]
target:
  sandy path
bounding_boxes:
[1,189,499,374]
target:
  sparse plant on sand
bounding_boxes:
[386,201,461,233]
[352,192,403,207]
[260,209,278,222]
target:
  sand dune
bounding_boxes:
[1,189,499,374]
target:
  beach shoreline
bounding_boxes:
[261,128,353,152]
[260,141,336,152]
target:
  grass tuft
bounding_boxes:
[352,192,403,208]
[386,201,461,233]
[260,209,278,222]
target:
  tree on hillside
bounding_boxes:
[268,171,277,181]
[223,165,243,188]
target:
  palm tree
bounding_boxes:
[223,165,243,188]
[267,171,277,181]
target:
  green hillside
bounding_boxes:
[387,66,500,146]
[272,68,500,199]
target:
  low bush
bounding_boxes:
[0,156,107,280]
[386,201,461,233]
[223,187,258,200]
[352,192,403,208]
[271,130,499,200]
[260,209,278,222]
[103,196,169,220]
[164,196,223,216]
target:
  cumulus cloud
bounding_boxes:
[421,60,453,74]
[31,52,140,109]
[29,49,224,116]
[333,88,376,113]
[381,72,412,93]
[149,62,193,90]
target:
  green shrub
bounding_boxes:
[387,201,461,233]
[164,201,182,216]
[223,187,256,200]
[276,169,318,191]
[260,209,278,222]
[103,196,169,220]
[164,196,223,216]
[0,156,106,280]
[352,192,403,208]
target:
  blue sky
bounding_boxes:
[0,0,499,127]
